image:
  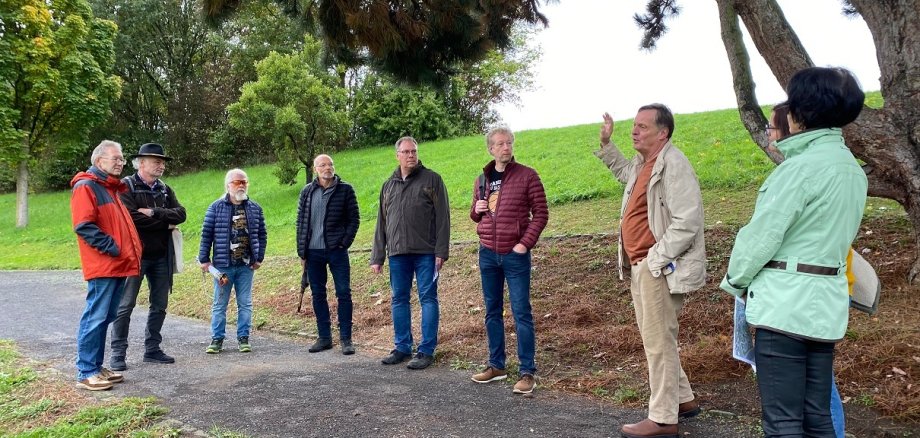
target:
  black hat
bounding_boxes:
[129,143,172,161]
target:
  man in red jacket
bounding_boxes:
[70,140,142,391]
[469,126,549,394]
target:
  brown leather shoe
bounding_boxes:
[678,399,700,419]
[620,418,678,438]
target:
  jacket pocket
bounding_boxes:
[666,257,706,293]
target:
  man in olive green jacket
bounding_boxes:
[595,104,706,438]
[371,136,450,371]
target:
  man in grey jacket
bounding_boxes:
[595,105,706,438]
[371,136,450,370]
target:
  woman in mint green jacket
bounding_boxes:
[720,67,867,437]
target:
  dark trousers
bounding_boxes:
[755,328,835,438]
[307,248,353,340]
[110,256,170,356]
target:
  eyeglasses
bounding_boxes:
[229,180,249,187]
[765,124,778,131]
[397,149,418,156]
[101,156,126,164]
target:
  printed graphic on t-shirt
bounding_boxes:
[488,169,503,213]
[230,205,251,265]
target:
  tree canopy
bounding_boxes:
[0,0,121,227]
[201,0,550,86]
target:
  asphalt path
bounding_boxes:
[0,271,754,437]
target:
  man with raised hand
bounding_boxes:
[70,140,142,391]
[371,136,450,370]
[595,105,706,438]
[296,154,360,355]
[469,126,548,395]
[110,143,186,371]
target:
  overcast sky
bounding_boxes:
[496,0,881,131]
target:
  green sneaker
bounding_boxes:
[238,336,251,353]
[206,338,223,354]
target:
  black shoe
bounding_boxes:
[381,349,412,365]
[308,337,333,353]
[143,350,175,364]
[109,356,127,371]
[407,352,434,370]
[341,339,356,355]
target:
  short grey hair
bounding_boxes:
[224,168,247,191]
[90,140,122,166]
[394,136,418,151]
[485,126,514,148]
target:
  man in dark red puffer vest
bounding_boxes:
[469,126,548,395]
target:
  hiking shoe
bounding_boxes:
[238,337,251,353]
[407,352,434,370]
[99,367,124,384]
[341,339,356,356]
[143,350,175,364]
[471,366,508,383]
[513,374,536,394]
[206,338,223,354]
[678,399,701,419]
[308,337,332,353]
[76,374,113,391]
[381,349,412,365]
[109,356,127,371]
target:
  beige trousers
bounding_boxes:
[630,259,695,424]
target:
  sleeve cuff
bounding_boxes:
[719,275,746,297]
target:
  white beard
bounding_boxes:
[231,191,249,203]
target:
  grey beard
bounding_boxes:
[231,191,249,202]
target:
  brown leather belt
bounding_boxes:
[764,260,839,276]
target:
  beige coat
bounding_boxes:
[595,141,706,293]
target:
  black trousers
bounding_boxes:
[110,256,171,356]
[755,328,835,437]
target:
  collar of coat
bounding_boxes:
[775,128,845,160]
[482,157,518,174]
[390,161,427,180]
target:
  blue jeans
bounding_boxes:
[76,277,127,380]
[389,254,439,356]
[755,328,835,437]
[307,248,353,340]
[111,256,171,356]
[479,246,536,375]
[831,375,845,438]
[210,265,254,340]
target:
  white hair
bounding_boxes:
[90,140,122,166]
[486,126,515,148]
[224,168,247,191]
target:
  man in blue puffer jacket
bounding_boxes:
[198,168,267,354]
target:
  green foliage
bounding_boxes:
[352,75,462,147]
[227,38,349,185]
[0,0,120,206]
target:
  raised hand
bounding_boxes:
[601,112,614,145]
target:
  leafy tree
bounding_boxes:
[0,0,121,227]
[88,0,304,172]
[351,74,461,147]
[201,0,549,86]
[634,0,920,280]
[227,38,349,184]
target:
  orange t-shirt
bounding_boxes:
[621,158,657,263]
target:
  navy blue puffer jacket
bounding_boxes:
[198,195,267,268]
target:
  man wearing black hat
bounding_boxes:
[109,143,186,371]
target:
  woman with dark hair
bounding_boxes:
[721,67,867,437]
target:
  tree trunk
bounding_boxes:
[723,0,920,282]
[15,137,29,228]
[715,0,783,164]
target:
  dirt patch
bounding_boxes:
[267,216,920,435]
